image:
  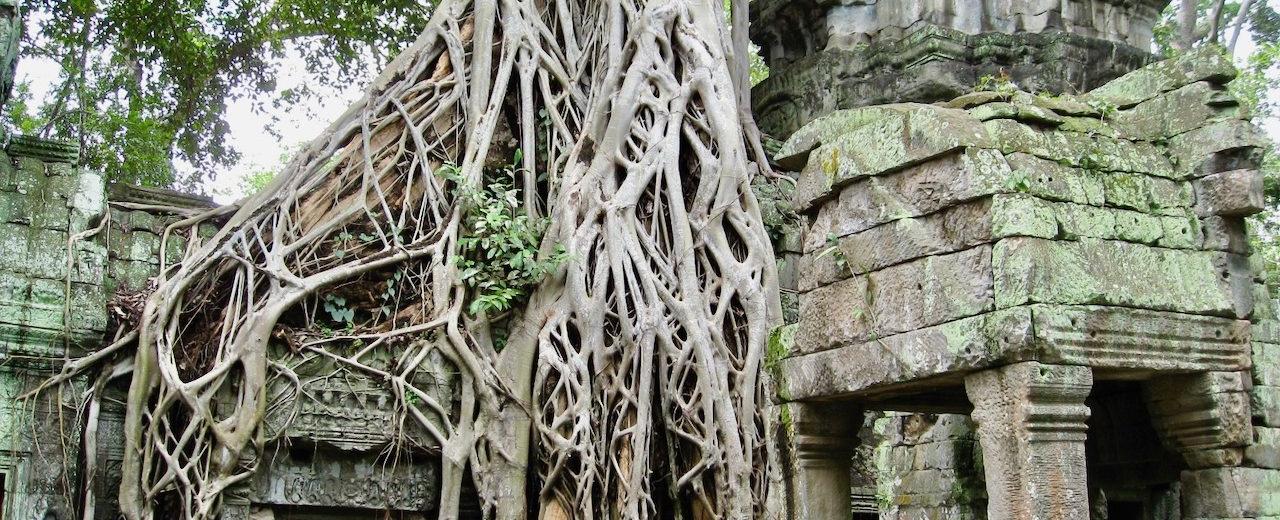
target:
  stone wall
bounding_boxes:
[772,47,1280,519]
[0,136,105,519]
[751,0,1165,139]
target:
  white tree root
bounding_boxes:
[39,1,780,519]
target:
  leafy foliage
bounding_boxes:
[15,0,437,189]
[438,155,568,316]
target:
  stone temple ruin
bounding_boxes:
[0,0,1279,518]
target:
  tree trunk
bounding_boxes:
[47,1,781,519]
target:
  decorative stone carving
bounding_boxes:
[247,449,439,511]
[964,361,1093,520]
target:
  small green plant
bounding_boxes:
[438,152,570,316]
[1003,170,1032,193]
[816,233,848,271]
[1087,99,1118,120]
[975,72,1018,95]
[322,293,356,325]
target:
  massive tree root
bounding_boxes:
[39,1,780,518]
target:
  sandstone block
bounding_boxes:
[795,246,994,355]
[1180,467,1280,518]
[1245,427,1280,469]
[780,308,1034,400]
[994,237,1238,316]
[1086,46,1236,108]
[1194,169,1265,217]
[1202,216,1249,253]
[985,119,1174,178]
[1030,305,1251,372]
[1112,81,1243,140]
[790,104,992,210]
[1169,119,1268,178]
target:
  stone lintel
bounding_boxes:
[107,183,218,212]
[779,305,1250,402]
[965,361,1093,520]
[5,135,80,164]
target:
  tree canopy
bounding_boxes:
[10,0,437,189]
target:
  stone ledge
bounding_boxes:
[5,135,80,164]
[778,305,1251,402]
[108,184,217,211]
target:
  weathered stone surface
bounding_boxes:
[1003,153,1106,206]
[1146,372,1253,468]
[1202,215,1249,253]
[1085,46,1236,108]
[1030,305,1251,372]
[1245,427,1280,469]
[752,8,1157,138]
[804,148,1012,249]
[1168,119,1268,178]
[794,246,994,354]
[834,198,996,276]
[780,308,1035,400]
[1254,385,1280,427]
[1194,169,1265,217]
[1099,171,1193,212]
[967,102,1064,126]
[965,362,1092,520]
[1111,81,1243,140]
[788,104,992,210]
[993,237,1241,316]
[1180,467,1280,518]
[984,119,1174,177]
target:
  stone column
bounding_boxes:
[964,361,1094,520]
[788,402,862,520]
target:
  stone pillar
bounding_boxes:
[964,362,1094,520]
[788,402,861,520]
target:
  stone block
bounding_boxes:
[1180,467,1280,518]
[1111,81,1243,140]
[25,228,69,280]
[1254,386,1280,427]
[1158,213,1203,249]
[1254,343,1280,388]
[795,246,994,354]
[817,148,1012,243]
[70,170,105,212]
[1194,169,1265,217]
[1203,216,1249,254]
[1004,152,1106,206]
[1168,119,1268,178]
[984,119,1174,178]
[789,104,992,210]
[1245,428,1280,469]
[0,190,31,225]
[0,223,31,276]
[780,308,1034,400]
[1031,305,1251,372]
[29,196,69,231]
[993,237,1239,316]
[1086,46,1236,108]
[834,198,996,276]
[795,246,846,292]
[1102,172,1193,212]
